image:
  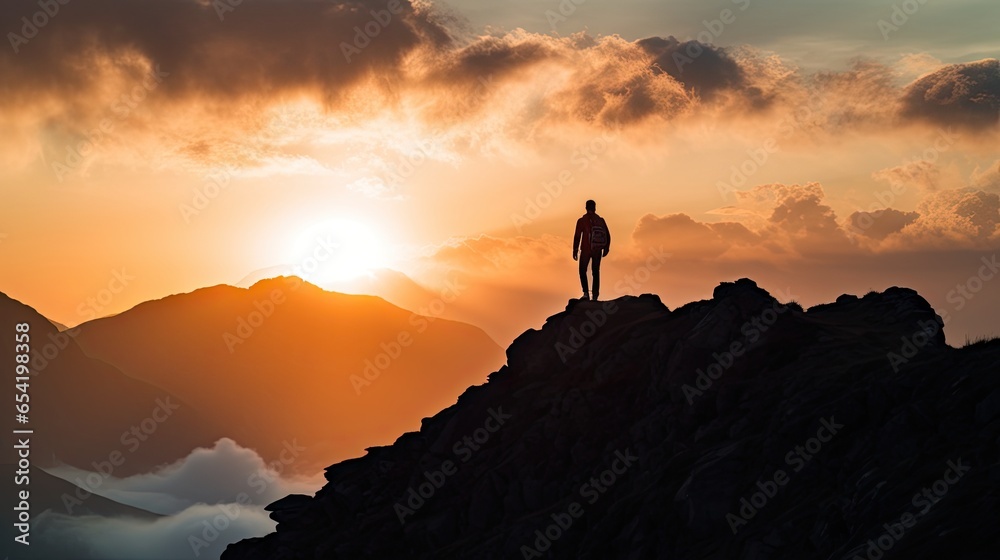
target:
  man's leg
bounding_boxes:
[579,252,591,297]
[591,252,602,300]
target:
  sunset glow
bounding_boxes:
[1,0,998,345]
[290,218,395,284]
[3,1,1000,559]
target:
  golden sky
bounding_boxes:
[1,0,999,345]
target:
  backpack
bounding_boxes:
[589,217,609,251]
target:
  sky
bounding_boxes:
[1,0,999,346]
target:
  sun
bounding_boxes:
[290,219,391,286]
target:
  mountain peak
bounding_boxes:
[711,276,773,302]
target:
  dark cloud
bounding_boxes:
[0,0,451,104]
[4,0,996,168]
[636,36,753,101]
[901,59,1000,130]
[435,33,556,83]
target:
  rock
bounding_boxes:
[223,281,1000,560]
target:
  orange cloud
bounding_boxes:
[632,213,758,259]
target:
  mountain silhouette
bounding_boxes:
[0,292,226,476]
[223,279,1000,559]
[71,277,505,473]
[2,466,160,558]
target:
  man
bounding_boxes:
[573,199,611,301]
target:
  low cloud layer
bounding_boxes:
[36,438,323,560]
[33,504,274,560]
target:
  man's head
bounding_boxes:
[585,199,596,212]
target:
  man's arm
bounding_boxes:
[603,218,611,256]
[573,218,583,260]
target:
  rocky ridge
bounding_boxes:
[224,279,1000,559]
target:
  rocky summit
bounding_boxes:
[223,279,1000,559]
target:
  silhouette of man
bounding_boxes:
[573,200,611,301]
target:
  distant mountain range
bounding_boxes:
[1,277,504,477]
[1,292,225,477]
[223,279,1000,559]
[69,277,505,474]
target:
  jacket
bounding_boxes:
[573,212,610,255]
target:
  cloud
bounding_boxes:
[2,0,997,177]
[901,59,1000,130]
[632,213,758,259]
[33,438,323,559]
[0,0,450,104]
[636,37,757,103]
[893,188,1000,248]
[873,160,943,194]
[33,504,275,560]
[48,438,322,516]
[424,234,568,274]
[733,183,826,216]
[847,208,920,240]
[807,59,901,131]
[970,160,1000,192]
